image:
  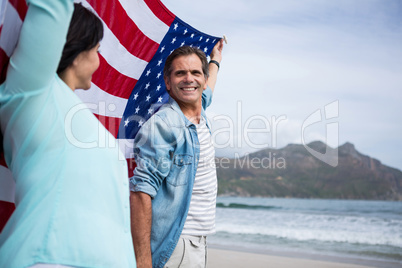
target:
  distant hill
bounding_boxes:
[216,141,402,200]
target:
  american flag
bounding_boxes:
[0,0,220,232]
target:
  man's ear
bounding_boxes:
[203,77,208,90]
[164,77,170,91]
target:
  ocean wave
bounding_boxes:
[213,197,402,263]
[216,202,280,210]
[214,223,402,248]
[209,232,402,263]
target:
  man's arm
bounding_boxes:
[207,39,224,93]
[130,191,153,268]
[129,116,174,267]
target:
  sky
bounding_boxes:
[161,0,402,170]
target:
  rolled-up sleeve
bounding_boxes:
[130,114,174,198]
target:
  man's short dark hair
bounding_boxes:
[163,46,209,81]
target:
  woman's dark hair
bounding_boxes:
[57,3,104,74]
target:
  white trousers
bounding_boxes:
[164,235,207,268]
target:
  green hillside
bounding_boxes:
[216,141,402,200]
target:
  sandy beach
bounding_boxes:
[208,248,377,268]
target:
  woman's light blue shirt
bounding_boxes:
[0,0,136,267]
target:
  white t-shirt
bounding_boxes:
[182,117,217,236]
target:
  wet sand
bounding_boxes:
[208,248,378,268]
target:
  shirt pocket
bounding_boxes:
[166,154,193,186]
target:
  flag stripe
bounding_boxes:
[94,114,122,138]
[75,83,128,118]
[119,139,135,159]
[0,153,7,167]
[0,1,4,24]
[119,0,170,44]
[143,0,175,27]
[0,200,15,233]
[87,0,159,63]
[126,158,136,177]
[7,0,27,20]
[0,48,9,83]
[0,165,15,203]
[0,1,23,57]
[91,55,137,99]
[0,153,14,230]
[79,0,149,80]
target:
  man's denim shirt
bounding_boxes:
[130,88,213,268]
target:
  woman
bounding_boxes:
[0,1,136,267]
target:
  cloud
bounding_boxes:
[161,0,402,170]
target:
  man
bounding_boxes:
[130,40,224,268]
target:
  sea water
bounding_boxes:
[209,197,402,267]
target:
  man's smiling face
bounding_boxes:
[165,54,207,110]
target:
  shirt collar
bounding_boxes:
[167,96,209,129]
